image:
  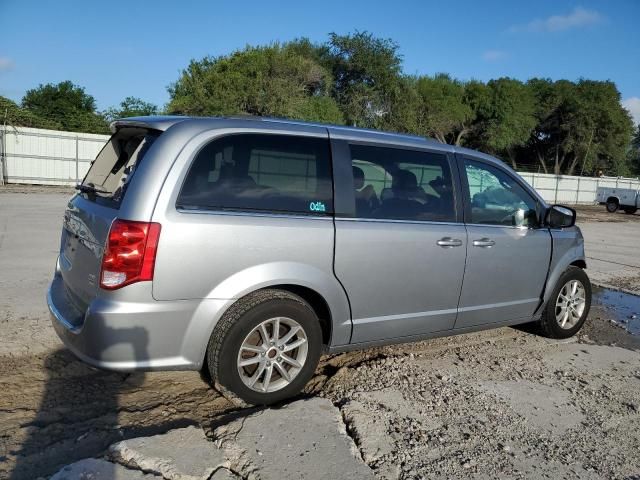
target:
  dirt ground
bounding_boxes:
[573,204,639,223]
[1,187,639,479]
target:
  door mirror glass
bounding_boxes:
[546,205,576,228]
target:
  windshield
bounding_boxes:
[81,127,160,207]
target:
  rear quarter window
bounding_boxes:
[177,134,333,215]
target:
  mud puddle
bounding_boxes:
[593,287,640,335]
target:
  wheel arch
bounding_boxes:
[538,230,588,314]
[186,262,351,369]
[570,259,587,269]
[269,284,333,347]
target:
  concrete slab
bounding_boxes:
[50,458,161,479]
[108,426,225,480]
[214,397,375,480]
[477,380,584,435]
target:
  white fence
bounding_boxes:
[518,172,640,204]
[1,125,639,203]
[0,126,109,186]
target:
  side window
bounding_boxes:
[177,134,333,215]
[464,159,538,227]
[349,144,456,222]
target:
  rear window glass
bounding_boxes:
[81,127,159,207]
[177,134,333,215]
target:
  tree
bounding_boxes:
[0,95,62,130]
[525,79,633,175]
[103,96,159,122]
[164,32,637,175]
[469,78,537,168]
[322,31,403,129]
[412,74,473,144]
[21,81,108,133]
[167,42,344,124]
[626,124,640,176]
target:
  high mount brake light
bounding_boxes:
[100,219,161,289]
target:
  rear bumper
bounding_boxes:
[48,272,222,371]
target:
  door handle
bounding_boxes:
[473,238,495,248]
[437,237,463,248]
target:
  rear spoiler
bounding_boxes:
[110,116,191,133]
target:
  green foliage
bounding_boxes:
[21,81,109,133]
[323,31,403,129]
[627,125,640,176]
[412,74,473,144]
[103,96,159,122]
[0,95,62,130]
[168,43,344,124]
[526,78,634,174]
[471,78,537,167]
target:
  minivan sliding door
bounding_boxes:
[331,139,466,344]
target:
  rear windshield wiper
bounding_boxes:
[75,183,109,195]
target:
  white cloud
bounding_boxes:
[509,7,604,33]
[482,50,508,62]
[623,97,640,126]
[0,57,14,72]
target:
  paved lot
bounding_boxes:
[575,205,640,294]
[1,188,639,479]
[0,190,70,356]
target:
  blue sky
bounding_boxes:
[1,1,639,123]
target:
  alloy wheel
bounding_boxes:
[555,279,586,329]
[236,317,308,393]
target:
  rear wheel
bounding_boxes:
[605,199,619,213]
[206,289,323,405]
[622,206,638,214]
[537,267,591,339]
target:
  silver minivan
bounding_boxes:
[48,116,591,404]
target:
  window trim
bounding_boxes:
[175,132,335,217]
[332,139,463,224]
[457,154,544,229]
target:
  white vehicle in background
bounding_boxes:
[596,185,640,214]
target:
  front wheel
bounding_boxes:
[622,207,638,215]
[537,267,591,339]
[206,289,323,405]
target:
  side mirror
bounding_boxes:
[546,205,576,228]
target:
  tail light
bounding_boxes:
[100,219,161,289]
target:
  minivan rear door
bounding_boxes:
[58,128,159,316]
[330,136,467,344]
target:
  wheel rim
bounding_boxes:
[237,317,308,393]
[555,280,586,329]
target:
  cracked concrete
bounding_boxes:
[50,398,374,480]
[50,458,162,479]
[108,426,226,480]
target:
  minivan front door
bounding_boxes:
[332,140,467,344]
[455,157,552,328]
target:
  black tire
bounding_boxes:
[606,199,619,213]
[206,289,323,405]
[622,207,638,215]
[537,266,591,339]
